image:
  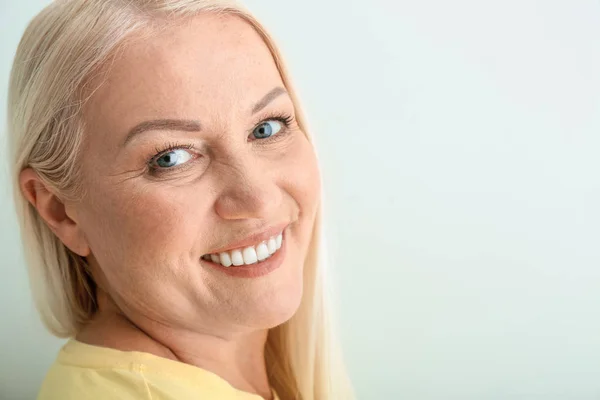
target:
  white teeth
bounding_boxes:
[219,252,232,267]
[203,230,285,268]
[267,238,277,254]
[231,250,244,266]
[256,242,270,261]
[242,246,258,264]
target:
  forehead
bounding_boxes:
[83,13,283,136]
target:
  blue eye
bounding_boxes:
[153,149,193,169]
[253,120,283,139]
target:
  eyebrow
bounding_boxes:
[123,86,288,146]
[251,86,287,114]
[123,119,201,146]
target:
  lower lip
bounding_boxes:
[202,231,287,278]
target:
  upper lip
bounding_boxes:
[204,222,289,255]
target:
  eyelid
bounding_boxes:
[251,109,295,128]
[147,143,200,176]
[150,143,194,163]
[249,112,295,136]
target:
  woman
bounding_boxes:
[7,1,353,399]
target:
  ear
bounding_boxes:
[19,168,91,257]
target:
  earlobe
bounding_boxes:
[19,168,91,257]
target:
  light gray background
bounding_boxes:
[1,1,599,399]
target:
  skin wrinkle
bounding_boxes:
[26,13,322,399]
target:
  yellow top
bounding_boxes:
[37,339,279,400]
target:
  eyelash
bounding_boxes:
[258,113,295,134]
[147,113,296,176]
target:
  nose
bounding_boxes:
[213,159,283,221]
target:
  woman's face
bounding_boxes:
[73,14,320,333]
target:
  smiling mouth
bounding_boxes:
[201,230,284,268]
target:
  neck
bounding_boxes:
[76,289,273,400]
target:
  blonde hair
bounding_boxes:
[7,1,353,399]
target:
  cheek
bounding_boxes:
[81,184,204,277]
[279,135,321,266]
[281,134,321,211]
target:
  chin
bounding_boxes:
[267,289,303,328]
[245,269,305,329]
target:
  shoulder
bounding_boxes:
[37,360,152,400]
[36,339,171,400]
[36,340,262,400]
